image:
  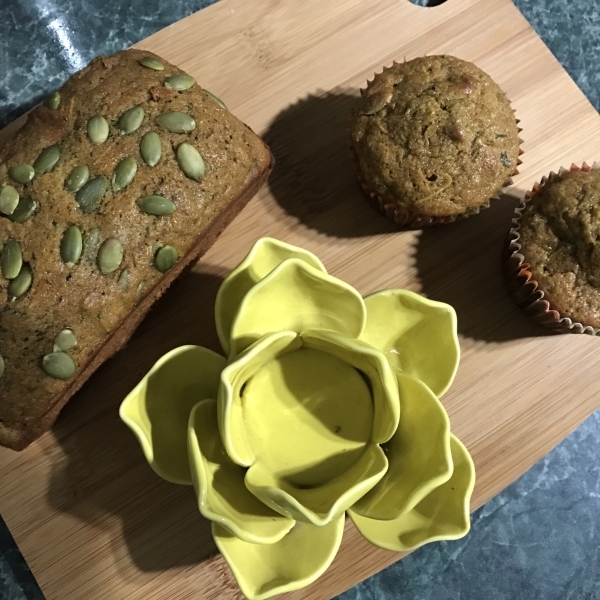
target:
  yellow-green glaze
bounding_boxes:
[229,258,366,357]
[120,345,225,484]
[188,398,295,544]
[348,435,475,551]
[245,442,388,526]
[213,515,345,600]
[120,238,474,600]
[351,372,452,520]
[359,289,459,397]
[218,331,301,467]
[243,346,374,486]
[215,238,326,355]
[301,330,400,444]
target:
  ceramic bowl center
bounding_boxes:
[242,346,374,488]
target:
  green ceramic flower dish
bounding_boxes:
[120,237,474,600]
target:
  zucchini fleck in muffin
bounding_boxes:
[351,55,521,227]
[505,165,600,333]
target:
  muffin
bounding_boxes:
[504,164,600,334]
[351,55,521,227]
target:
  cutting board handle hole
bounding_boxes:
[408,0,447,6]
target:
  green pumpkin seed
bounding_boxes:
[1,240,22,280]
[42,352,76,380]
[53,329,77,352]
[87,114,109,144]
[65,165,90,192]
[82,228,100,263]
[176,143,205,181]
[0,186,19,215]
[118,106,145,135]
[97,238,123,274]
[9,165,34,184]
[136,281,146,297]
[8,197,37,223]
[118,269,130,291]
[137,195,176,216]
[0,354,4,378]
[154,245,178,273]
[112,157,137,191]
[44,91,61,110]
[165,74,195,91]
[204,90,227,110]
[139,56,164,71]
[140,132,161,167]
[76,175,108,213]
[155,112,196,133]
[7,263,32,298]
[33,145,61,175]
[60,226,83,267]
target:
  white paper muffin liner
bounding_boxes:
[503,162,600,335]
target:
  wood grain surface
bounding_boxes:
[1,0,600,598]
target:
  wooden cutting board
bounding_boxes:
[1,0,600,598]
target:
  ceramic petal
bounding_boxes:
[245,443,388,526]
[120,346,225,484]
[229,258,367,356]
[349,434,475,551]
[213,514,344,600]
[301,330,400,444]
[351,372,452,520]
[218,331,302,466]
[359,289,459,397]
[215,238,326,356]
[188,398,295,544]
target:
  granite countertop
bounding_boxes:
[1,1,599,599]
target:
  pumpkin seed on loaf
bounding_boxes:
[0,48,272,450]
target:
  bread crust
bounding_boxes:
[0,49,272,450]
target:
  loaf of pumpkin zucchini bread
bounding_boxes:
[0,48,272,450]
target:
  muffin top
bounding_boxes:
[519,170,600,328]
[351,55,520,217]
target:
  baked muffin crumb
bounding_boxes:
[351,55,520,218]
[518,170,600,328]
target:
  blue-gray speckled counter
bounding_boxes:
[1,1,599,599]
